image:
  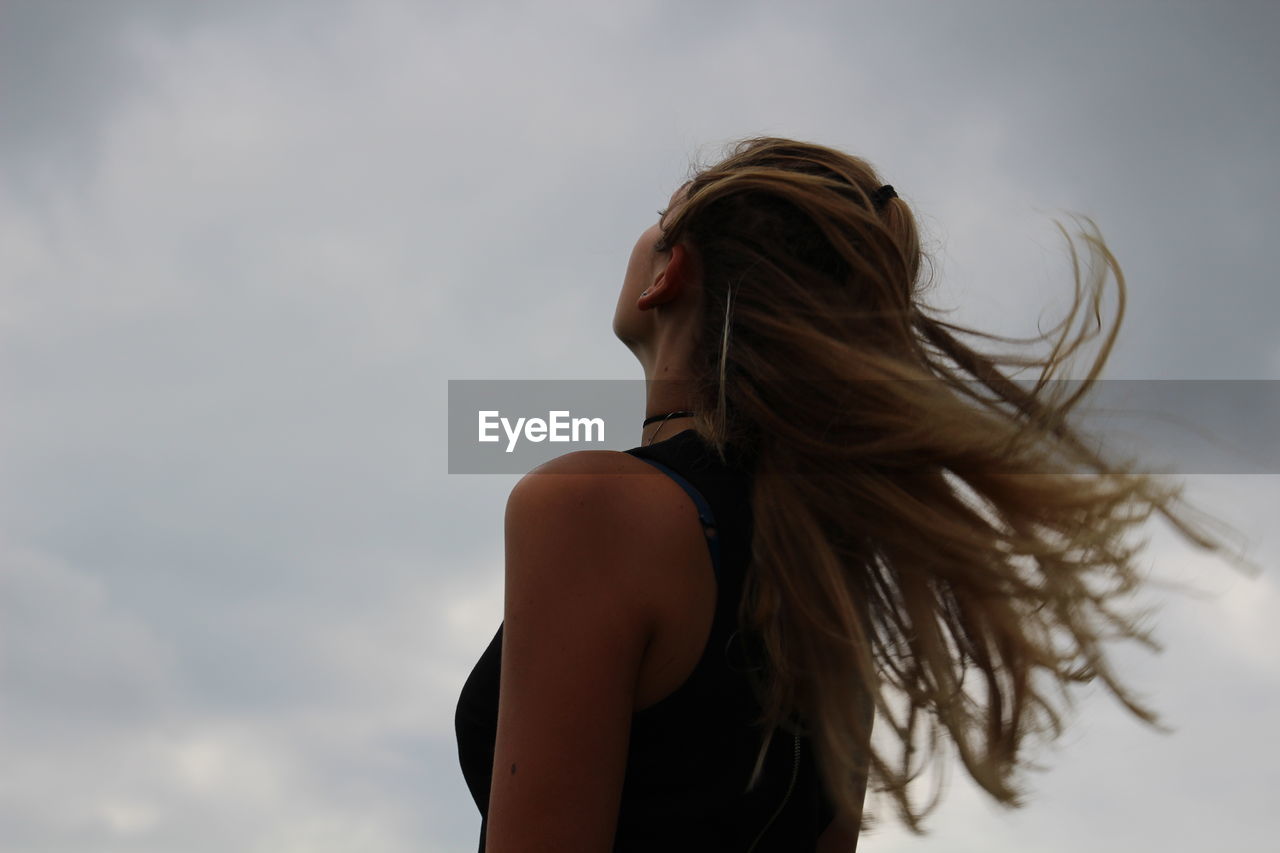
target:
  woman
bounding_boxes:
[455,137,1239,851]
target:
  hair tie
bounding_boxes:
[870,184,898,210]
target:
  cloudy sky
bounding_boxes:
[2,1,1277,851]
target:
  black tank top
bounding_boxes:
[453,429,837,851]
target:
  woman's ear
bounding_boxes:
[662,243,699,293]
[640,243,696,306]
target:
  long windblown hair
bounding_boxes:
[654,137,1245,833]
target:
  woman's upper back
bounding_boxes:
[454,428,838,851]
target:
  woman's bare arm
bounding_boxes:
[484,453,666,852]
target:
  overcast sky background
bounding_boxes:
[1,1,1277,851]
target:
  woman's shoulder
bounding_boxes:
[523,447,661,477]
[509,448,684,508]
[505,446,716,583]
[502,448,709,656]
[506,449,700,555]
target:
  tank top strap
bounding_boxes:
[628,454,722,575]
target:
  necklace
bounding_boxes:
[643,409,694,446]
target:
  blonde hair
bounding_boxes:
[656,137,1251,833]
